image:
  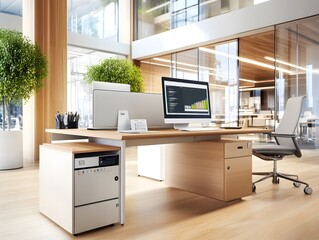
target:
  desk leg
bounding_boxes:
[89,138,126,225]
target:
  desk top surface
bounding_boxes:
[46,128,272,141]
[42,142,120,154]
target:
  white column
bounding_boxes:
[22,0,35,165]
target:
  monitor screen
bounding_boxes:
[161,77,212,127]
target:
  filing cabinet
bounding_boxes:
[39,142,121,235]
[165,139,252,201]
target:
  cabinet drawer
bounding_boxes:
[224,141,252,158]
[74,199,119,234]
[74,165,119,206]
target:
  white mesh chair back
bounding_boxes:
[275,96,305,147]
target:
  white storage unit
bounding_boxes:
[39,142,121,235]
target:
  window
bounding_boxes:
[67,46,125,128]
[68,0,118,41]
[134,0,170,40]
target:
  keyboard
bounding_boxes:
[119,130,146,133]
[220,126,242,129]
[179,127,219,131]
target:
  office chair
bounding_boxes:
[252,96,313,195]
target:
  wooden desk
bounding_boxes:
[45,128,271,225]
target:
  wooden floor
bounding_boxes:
[1,148,319,240]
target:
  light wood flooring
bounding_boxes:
[1,148,319,240]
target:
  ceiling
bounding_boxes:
[239,30,275,87]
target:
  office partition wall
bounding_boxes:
[275,15,319,147]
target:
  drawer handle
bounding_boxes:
[237,146,243,149]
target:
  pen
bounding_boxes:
[64,112,68,126]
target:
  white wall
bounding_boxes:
[132,0,319,60]
[119,0,130,45]
[68,32,130,56]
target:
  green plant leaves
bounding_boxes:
[0,28,48,105]
[84,58,144,92]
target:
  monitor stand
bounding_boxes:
[173,123,189,130]
[173,123,210,130]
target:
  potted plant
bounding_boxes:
[84,58,144,92]
[0,28,48,169]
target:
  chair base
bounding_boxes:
[253,171,307,185]
[252,171,313,195]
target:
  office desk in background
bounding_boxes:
[45,127,271,225]
[299,118,319,142]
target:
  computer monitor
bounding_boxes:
[161,77,212,129]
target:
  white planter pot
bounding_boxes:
[0,130,23,170]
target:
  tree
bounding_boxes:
[0,28,48,130]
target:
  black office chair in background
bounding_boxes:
[252,96,313,195]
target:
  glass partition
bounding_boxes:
[199,40,239,125]
[238,30,275,129]
[275,15,319,147]
[172,49,198,80]
[139,54,172,93]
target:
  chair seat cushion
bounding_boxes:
[253,144,296,156]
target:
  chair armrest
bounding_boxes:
[270,133,297,138]
[269,132,301,157]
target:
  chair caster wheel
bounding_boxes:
[304,186,313,195]
[293,182,301,188]
[252,184,256,192]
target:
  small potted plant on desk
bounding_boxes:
[0,28,48,170]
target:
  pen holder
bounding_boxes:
[67,121,78,129]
